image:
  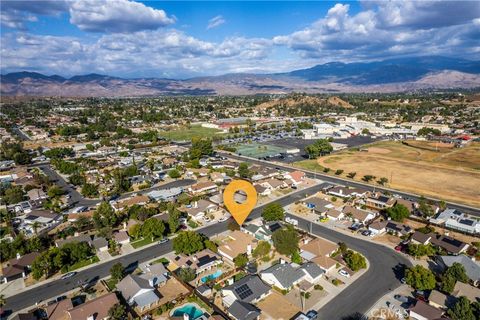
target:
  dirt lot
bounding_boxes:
[257,291,301,320]
[316,141,480,207]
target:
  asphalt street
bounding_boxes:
[220,152,480,216]
[4,183,411,320]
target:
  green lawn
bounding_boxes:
[65,256,100,272]
[235,142,284,158]
[105,278,118,291]
[293,159,324,171]
[131,237,159,249]
[159,125,223,141]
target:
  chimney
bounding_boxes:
[193,255,198,262]
[194,201,198,208]
[123,221,127,230]
[16,252,21,260]
[246,244,252,256]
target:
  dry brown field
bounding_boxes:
[315,141,480,207]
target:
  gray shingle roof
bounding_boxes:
[438,255,480,282]
[301,262,324,279]
[223,275,270,303]
[228,301,260,320]
[261,263,305,288]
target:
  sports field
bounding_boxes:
[159,125,223,141]
[235,142,285,158]
[296,140,480,207]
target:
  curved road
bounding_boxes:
[4,183,411,320]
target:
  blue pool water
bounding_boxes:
[201,270,223,283]
[172,304,204,319]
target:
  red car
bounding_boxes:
[395,245,403,252]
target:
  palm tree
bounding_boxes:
[32,221,40,234]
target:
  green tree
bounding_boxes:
[168,169,181,179]
[172,231,205,255]
[1,185,24,204]
[407,243,436,258]
[362,175,375,182]
[291,251,302,264]
[204,239,218,253]
[168,208,182,233]
[405,265,436,291]
[418,197,434,218]
[447,296,475,320]
[69,173,86,186]
[262,203,285,222]
[234,253,248,268]
[110,262,125,281]
[141,218,165,240]
[93,202,118,229]
[272,226,299,256]
[347,172,357,179]
[343,250,367,271]
[377,177,388,185]
[128,224,142,240]
[108,303,127,320]
[0,294,5,308]
[385,204,410,222]
[440,262,469,294]
[252,241,271,258]
[178,267,196,282]
[304,139,333,159]
[189,137,213,159]
[238,163,251,179]
[81,183,99,198]
[334,169,344,175]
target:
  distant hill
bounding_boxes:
[1,56,479,96]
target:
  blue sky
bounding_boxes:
[1,1,479,78]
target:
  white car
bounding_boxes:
[285,217,298,226]
[338,269,350,278]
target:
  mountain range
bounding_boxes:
[1,56,479,97]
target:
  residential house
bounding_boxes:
[324,208,344,220]
[243,224,273,242]
[173,249,221,275]
[147,187,182,202]
[221,275,271,307]
[300,238,338,273]
[436,255,480,286]
[385,221,413,236]
[427,290,454,310]
[55,234,93,248]
[185,199,218,221]
[92,236,109,252]
[45,298,73,320]
[116,274,161,314]
[24,210,61,226]
[300,262,324,283]
[1,252,40,283]
[26,188,48,206]
[227,300,261,320]
[409,300,444,320]
[260,262,306,290]
[114,230,131,245]
[66,292,119,320]
[395,198,417,213]
[67,210,94,222]
[250,166,279,181]
[210,172,226,184]
[304,197,335,216]
[451,281,480,302]
[410,231,432,245]
[260,178,287,191]
[430,234,469,255]
[327,186,367,199]
[284,171,306,186]
[365,193,396,210]
[254,184,270,196]
[431,209,480,235]
[368,220,388,235]
[343,206,375,224]
[218,230,256,262]
[189,181,218,195]
[113,195,149,211]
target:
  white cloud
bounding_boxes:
[1,0,68,29]
[69,0,175,33]
[207,15,226,30]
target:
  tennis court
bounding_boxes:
[235,142,284,158]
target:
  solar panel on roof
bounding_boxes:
[235,284,253,299]
[459,219,475,226]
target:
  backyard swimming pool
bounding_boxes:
[200,270,223,283]
[171,303,205,319]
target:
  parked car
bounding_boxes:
[285,217,298,226]
[61,272,77,280]
[158,238,169,244]
[349,223,362,231]
[361,230,372,236]
[338,269,350,278]
[394,295,410,303]
[306,310,318,319]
